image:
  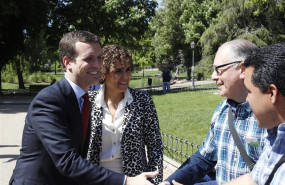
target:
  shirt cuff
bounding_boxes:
[123,175,127,185]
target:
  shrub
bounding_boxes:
[5,74,15,83]
[30,73,39,82]
[38,72,45,82]
[23,72,30,83]
[45,73,56,83]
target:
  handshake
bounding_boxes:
[125,172,183,185]
[159,180,183,185]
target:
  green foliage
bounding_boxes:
[180,0,219,43]
[132,30,156,69]
[200,0,285,65]
[200,23,231,56]
[29,73,39,83]
[22,72,30,83]
[27,72,56,83]
[0,0,53,65]
[1,63,17,83]
[246,0,285,16]
[38,72,45,82]
[1,0,158,92]
[48,0,157,48]
[196,56,214,77]
[5,74,15,83]
[151,0,219,80]
[151,0,185,63]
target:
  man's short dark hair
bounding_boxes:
[244,43,285,96]
[59,30,100,71]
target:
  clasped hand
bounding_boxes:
[125,172,183,185]
[126,171,158,185]
[159,180,183,185]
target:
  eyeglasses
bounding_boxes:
[213,61,242,74]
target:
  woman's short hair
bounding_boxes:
[99,45,133,84]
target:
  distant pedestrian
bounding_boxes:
[162,70,173,94]
[175,68,179,80]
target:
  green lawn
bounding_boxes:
[152,90,224,146]
[152,89,223,161]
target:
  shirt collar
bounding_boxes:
[278,122,285,132]
[95,84,133,107]
[267,122,285,135]
[268,123,285,152]
[65,75,86,99]
[227,99,252,118]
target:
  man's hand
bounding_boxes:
[125,171,159,185]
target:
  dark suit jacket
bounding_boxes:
[9,77,125,185]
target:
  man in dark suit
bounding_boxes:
[9,30,158,185]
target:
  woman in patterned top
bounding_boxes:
[87,45,163,184]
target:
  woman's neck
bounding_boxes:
[104,87,124,121]
[104,87,124,105]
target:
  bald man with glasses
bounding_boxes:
[160,39,267,185]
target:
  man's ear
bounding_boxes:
[240,62,246,79]
[63,56,71,70]
[268,84,278,104]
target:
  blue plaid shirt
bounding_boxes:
[199,99,267,184]
[251,123,285,184]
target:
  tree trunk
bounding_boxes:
[186,66,191,80]
[15,55,25,89]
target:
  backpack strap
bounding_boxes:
[228,107,256,171]
[264,154,285,185]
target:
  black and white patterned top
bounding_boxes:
[87,88,163,184]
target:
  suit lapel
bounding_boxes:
[59,77,85,154]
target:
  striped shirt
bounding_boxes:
[251,123,285,185]
[199,99,267,184]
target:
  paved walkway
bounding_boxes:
[0,80,214,184]
[0,98,32,185]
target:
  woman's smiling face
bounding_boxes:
[105,59,132,93]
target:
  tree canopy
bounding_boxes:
[151,0,218,78]
[151,0,285,76]
[0,0,158,92]
[200,0,285,67]
[1,0,285,91]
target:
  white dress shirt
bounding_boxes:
[65,76,86,112]
[94,84,133,174]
